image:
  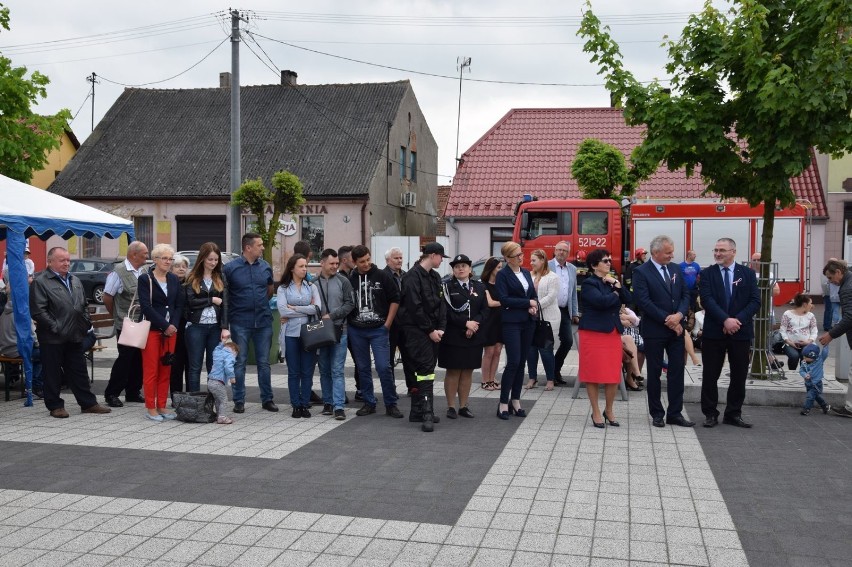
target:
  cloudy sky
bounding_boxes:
[2,0,721,182]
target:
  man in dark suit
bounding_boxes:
[698,238,761,428]
[633,235,694,428]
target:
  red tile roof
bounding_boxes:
[446,108,826,218]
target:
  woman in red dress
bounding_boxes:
[578,249,630,428]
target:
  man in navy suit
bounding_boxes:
[698,238,760,428]
[633,235,694,428]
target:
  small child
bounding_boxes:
[799,344,830,416]
[208,341,239,424]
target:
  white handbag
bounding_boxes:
[117,278,151,349]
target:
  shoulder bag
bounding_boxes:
[300,304,338,351]
[532,299,555,349]
[117,276,152,349]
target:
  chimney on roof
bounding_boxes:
[219,72,231,89]
[281,70,298,86]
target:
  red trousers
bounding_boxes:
[142,331,176,410]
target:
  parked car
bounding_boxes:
[176,250,240,270]
[69,258,119,304]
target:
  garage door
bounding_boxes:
[176,216,226,252]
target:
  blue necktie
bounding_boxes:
[661,265,671,291]
[723,266,732,309]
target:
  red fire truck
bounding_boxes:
[630,201,807,305]
[512,197,807,305]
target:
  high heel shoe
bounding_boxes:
[591,415,605,428]
[496,405,510,420]
[604,410,620,427]
[632,374,644,383]
[508,405,527,418]
[627,383,644,391]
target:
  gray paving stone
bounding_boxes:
[359,538,405,561]
[289,530,336,553]
[56,531,115,554]
[254,527,304,550]
[229,545,284,567]
[165,540,215,564]
[510,549,551,566]
[196,543,251,567]
[667,542,710,566]
[554,534,592,556]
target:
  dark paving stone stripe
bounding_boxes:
[689,403,852,567]
[0,396,531,525]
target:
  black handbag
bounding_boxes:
[532,300,554,349]
[173,391,217,423]
[300,305,338,351]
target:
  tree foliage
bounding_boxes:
[579,0,852,376]
[571,138,629,200]
[0,3,72,183]
[231,170,305,263]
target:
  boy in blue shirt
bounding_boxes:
[799,344,830,416]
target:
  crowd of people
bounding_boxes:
[9,230,852,430]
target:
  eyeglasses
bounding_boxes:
[156,257,175,262]
[509,253,524,259]
[554,248,570,253]
[601,258,612,264]
[712,249,733,253]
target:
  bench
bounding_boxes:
[0,355,25,402]
[86,309,116,381]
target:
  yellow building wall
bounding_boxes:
[827,152,852,193]
[30,130,78,190]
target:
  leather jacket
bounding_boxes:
[30,270,91,344]
[184,279,229,327]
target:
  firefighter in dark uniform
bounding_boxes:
[398,242,448,432]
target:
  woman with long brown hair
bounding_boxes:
[184,242,230,393]
[277,253,321,418]
[525,249,560,391]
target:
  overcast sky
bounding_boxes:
[2,0,722,183]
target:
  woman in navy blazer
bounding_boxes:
[578,248,630,428]
[138,244,184,422]
[494,242,538,420]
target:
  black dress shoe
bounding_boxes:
[703,416,718,428]
[554,377,568,386]
[652,417,665,428]
[125,393,145,403]
[666,416,696,427]
[262,401,279,412]
[722,416,753,428]
[233,402,245,414]
[105,395,124,408]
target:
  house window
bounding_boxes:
[409,151,417,182]
[399,146,406,179]
[491,227,514,257]
[133,216,153,246]
[82,236,101,258]
[300,216,324,262]
[243,215,257,234]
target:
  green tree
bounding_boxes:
[232,170,305,263]
[579,0,852,376]
[0,3,72,183]
[571,138,629,200]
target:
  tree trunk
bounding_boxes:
[749,199,779,378]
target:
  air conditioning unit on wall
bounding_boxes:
[401,192,416,207]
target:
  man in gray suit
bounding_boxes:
[549,241,579,385]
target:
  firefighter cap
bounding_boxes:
[634,247,647,257]
[450,254,472,267]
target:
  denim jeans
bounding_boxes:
[230,323,273,404]
[348,325,398,407]
[527,344,556,382]
[184,323,221,392]
[803,380,828,410]
[284,335,316,408]
[318,332,348,410]
[783,343,803,371]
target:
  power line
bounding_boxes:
[250,31,667,87]
[252,10,694,28]
[0,13,224,53]
[69,90,92,122]
[269,38,664,47]
[96,37,228,87]
[18,39,227,67]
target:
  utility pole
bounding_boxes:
[229,9,248,254]
[455,57,471,167]
[86,72,99,132]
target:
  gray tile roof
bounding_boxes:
[49,81,411,200]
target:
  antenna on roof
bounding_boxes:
[455,56,472,168]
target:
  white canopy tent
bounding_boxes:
[0,173,134,406]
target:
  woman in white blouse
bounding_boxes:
[779,293,818,370]
[525,249,561,391]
